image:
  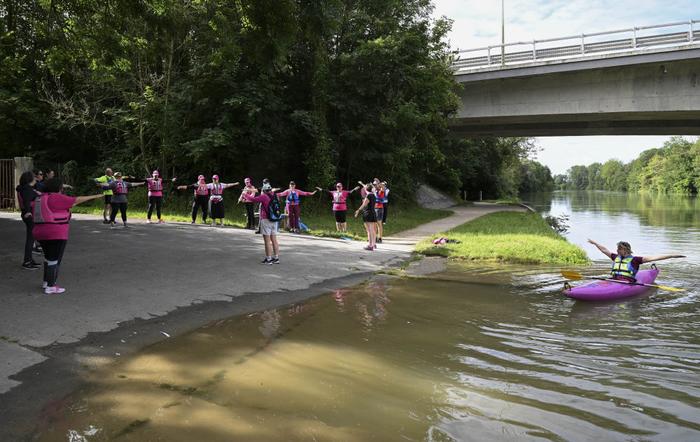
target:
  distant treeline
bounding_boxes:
[554,137,700,194]
[1,0,555,200]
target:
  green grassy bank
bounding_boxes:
[415,211,589,265]
[71,189,451,239]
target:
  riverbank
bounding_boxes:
[415,211,589,265]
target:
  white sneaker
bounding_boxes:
[45,285,66,295]
[146,219,152,224]
[42,281,48,289]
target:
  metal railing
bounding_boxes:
[452,19,699,72]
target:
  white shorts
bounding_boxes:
[260,218,279,236]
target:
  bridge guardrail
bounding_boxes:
[452,19,699,73]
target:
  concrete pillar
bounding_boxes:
[13,157,33,209]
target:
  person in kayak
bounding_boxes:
[587,239,685,282]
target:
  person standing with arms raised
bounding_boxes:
[316,183,360,232]
[277,181,317,233]
[207,174,239,227]
[238,177,258,229]
[33,178,103,294]
[145,170,175,224]
[93,168,115,224]
[101,172,145,228]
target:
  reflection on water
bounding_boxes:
[35,192,700,441]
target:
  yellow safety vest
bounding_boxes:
[611,256,637,280]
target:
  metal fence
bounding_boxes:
[0,159,15,209]
[452,19,699,72]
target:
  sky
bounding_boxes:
[431,0,700,174]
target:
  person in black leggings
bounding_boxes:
[16,171,40,270]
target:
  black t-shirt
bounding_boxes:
[16,184,38,215]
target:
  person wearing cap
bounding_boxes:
[277,181,317,233]
[238,177,258,229]
[144,170,175,224]
[243,182,281,264]
[207,174,239,227]
[587,239,685,282]
[93,168,115,224]
[316,182,361,232]
[102,172,145,227]
[177,175,210,224]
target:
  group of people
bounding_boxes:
[15,167,392,294]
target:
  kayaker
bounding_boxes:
[587,239,685,282]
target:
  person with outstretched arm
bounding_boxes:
[207,175,239,227]
[277,181,317,233]
[32,178,103,294]
[145,170,175,224]
[238,178,258,229]
[93,168,115,224]
[178,175,210,224]
[100,172,145,228]
[587,239,685,282]
[316,183,360,232]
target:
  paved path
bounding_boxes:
[0,203,523,397]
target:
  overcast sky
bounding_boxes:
[431,0,699,174]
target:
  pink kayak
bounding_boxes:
[563,267,659,301]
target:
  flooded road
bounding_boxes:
[35,192,700,441]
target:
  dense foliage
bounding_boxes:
[1,0,553,199]
[554,137,700,194]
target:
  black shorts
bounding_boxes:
[104,195,112,204]
[334,210,347,223]
[362,209,377,223]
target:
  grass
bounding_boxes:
[415,211,589,265]
[71,198,452,240]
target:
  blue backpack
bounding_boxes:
[267,193,282,221]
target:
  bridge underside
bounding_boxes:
[450,111,700,137]
[452,50,700,137]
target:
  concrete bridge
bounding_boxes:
[451,20,700,137]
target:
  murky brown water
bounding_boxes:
[35,192,700,441]
[35,264,699,442]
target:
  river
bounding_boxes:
[36,191,699,441]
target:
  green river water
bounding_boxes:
[36,192,699,441]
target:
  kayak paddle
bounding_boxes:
[561,270,684,292]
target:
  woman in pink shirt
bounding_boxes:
[317,183,360,232]
[33,178,103,294]
[243,183,282,264]
[277,181,317,233]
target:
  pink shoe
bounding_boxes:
[158,219,165,224]
[45,285,66,295]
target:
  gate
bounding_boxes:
[0,157,34,210]
[0,159,14,209]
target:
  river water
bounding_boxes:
[36,192,699,441]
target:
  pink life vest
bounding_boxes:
[147,179,163,192]
[115,180,129,195]
[32,194,71,225]
[333,191,347,205]
[210,183,224,198]
[194,182,209,196]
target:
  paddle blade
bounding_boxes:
[561,270,584,280]
[652,284,685,292]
